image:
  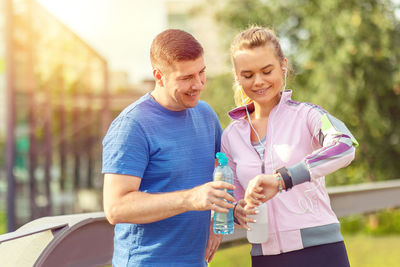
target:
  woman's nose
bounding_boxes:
[254,73,264,87]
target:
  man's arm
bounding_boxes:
[103,173,235,225]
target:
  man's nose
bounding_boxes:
[191,75,204,90]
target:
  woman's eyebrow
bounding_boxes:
[240,64,274,74]
[260,64,273,70]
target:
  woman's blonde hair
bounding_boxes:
[231,26,286,107]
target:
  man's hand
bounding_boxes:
[186,181,235,212]
[205,220,223,263]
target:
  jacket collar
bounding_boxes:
[228,90,293,120]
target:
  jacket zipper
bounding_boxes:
[265,123,284,254]
[251,136,284,253]
[258,117,284,254]
[246,107,284,253]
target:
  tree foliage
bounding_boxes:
[206,0,400,184]
[202,73,236,129]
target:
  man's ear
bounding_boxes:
[153,68,164,87]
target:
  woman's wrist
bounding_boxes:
[233,202,240,225]
[274,168,291,190]
[274,173,284,193]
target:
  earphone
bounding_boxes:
[238,84,250,104]
[282,67,287,90]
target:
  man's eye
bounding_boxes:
[244,74,253,79]
[263,71,272,75]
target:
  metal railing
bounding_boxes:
[1,179,400,267]
[223,179,400,243]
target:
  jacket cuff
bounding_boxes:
[287,161,311,186]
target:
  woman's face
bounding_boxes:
[234,45,286,106]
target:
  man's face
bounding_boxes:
[160,56,206,111]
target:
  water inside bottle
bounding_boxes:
[247,203,268,243]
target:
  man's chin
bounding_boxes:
[182,96,200,108]
[187,99,199,108]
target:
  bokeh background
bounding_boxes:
[0,0,399,266]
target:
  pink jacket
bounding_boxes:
[221,90,358,255]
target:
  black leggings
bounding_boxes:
[251,241,350,267]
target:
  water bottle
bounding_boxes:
[247,202,268,243]
[212,152,234,235]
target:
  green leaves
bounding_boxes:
[211,0,400,184]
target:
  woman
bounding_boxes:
[221,26,358,267]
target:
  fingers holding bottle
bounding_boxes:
[210,180,235,213]
[186,181,235,212]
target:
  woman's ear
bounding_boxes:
[234,74,240,86]
[282,58,288,74]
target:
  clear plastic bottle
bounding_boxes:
[212,152,234,235]
[247,202,268,243]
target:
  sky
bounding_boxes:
[37,0,167,84]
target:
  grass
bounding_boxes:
[0,211,6,235]
[209,234,400,267]
[209,242,251,267]
[344,234,400,267]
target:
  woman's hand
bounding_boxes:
[233,199,257,230]
[244,174,280,208]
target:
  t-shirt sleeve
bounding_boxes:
[102,114,149,177]
[214,113,223,154]
[221,130,244,202]
[200,101,222,154]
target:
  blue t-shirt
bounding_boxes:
[102,93,222,267]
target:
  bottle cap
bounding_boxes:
[216,152,228,166]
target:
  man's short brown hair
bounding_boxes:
[150,29,204,72]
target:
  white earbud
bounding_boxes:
[282,66,287,75]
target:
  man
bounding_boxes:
[102,29,235,267]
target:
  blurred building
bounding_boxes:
[0,0,230,231]
[108,70,150,116]
[109,71,130,94]
[166,0,231,76]
[0,0,113,230]
[0,1,7,140]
